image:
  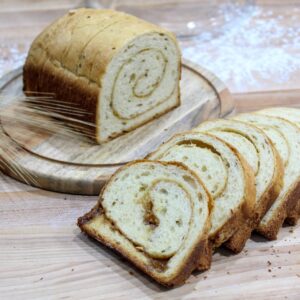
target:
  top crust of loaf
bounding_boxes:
[26,9,179,85]
[78,160,212,286]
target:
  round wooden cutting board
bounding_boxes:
[0,60,234,195]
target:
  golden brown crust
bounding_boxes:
[257,180,300,240]
[225,145,284,252]
[78,160,211,287]
[23,58,99,139]
[285,180,300,226]
[197,240,213,271]
[286,201,300,225]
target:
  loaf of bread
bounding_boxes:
[23,8,181,143]
[256,107,300,225]
[194,119,283,251]
[234,113,300,239]
[78,160,211,287]
[147,131,256,261]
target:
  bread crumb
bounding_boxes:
[267,261,272,266]
[136,246,144,251]
[289,229,294,233]
[268,269,272,272]
[129,271,134,276]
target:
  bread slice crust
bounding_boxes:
[78,160,212,287]
[257,178,300,239]
[225,145,283,251]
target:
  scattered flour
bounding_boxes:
[0,41,29,77]
[181,3,300,91]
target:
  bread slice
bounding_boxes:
[194,119,283,250]
[78,160,211,287]
[23,8,181,143]
[256,107,300,225]
[147,131,256,263]
[233,113,300,239]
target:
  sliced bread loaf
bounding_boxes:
[194,119,283,250]
[234,113,300,239]
[256,107,300,225]
[78,160,211,287]
[24,9,181,143]
[147,131,256,261]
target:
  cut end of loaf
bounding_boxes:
[147,131,256,250]
[97,32,181,143]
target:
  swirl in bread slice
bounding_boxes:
[194,119,283,251]
[78,160,211,287]
[256,107,300,225]
[234,113,300,238]
[23,9,181,143]
[147,131,255,266]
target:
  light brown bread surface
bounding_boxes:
[23,8,181,143]
[147,131,256,260]
[78,160,211,287]
[234,113,300,239]
[194,119,283,250]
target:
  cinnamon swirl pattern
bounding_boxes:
[78,160,211,286]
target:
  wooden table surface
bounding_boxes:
[0,1,300,299]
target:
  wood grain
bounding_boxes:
[0,60,233,195]
[0,173,299,300]
[234,89,300,113]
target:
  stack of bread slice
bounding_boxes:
[147,131,256,263]
[194,119,283,250]
[78,107,299,287]
[234,112,300,238]
[255,107,300,225]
